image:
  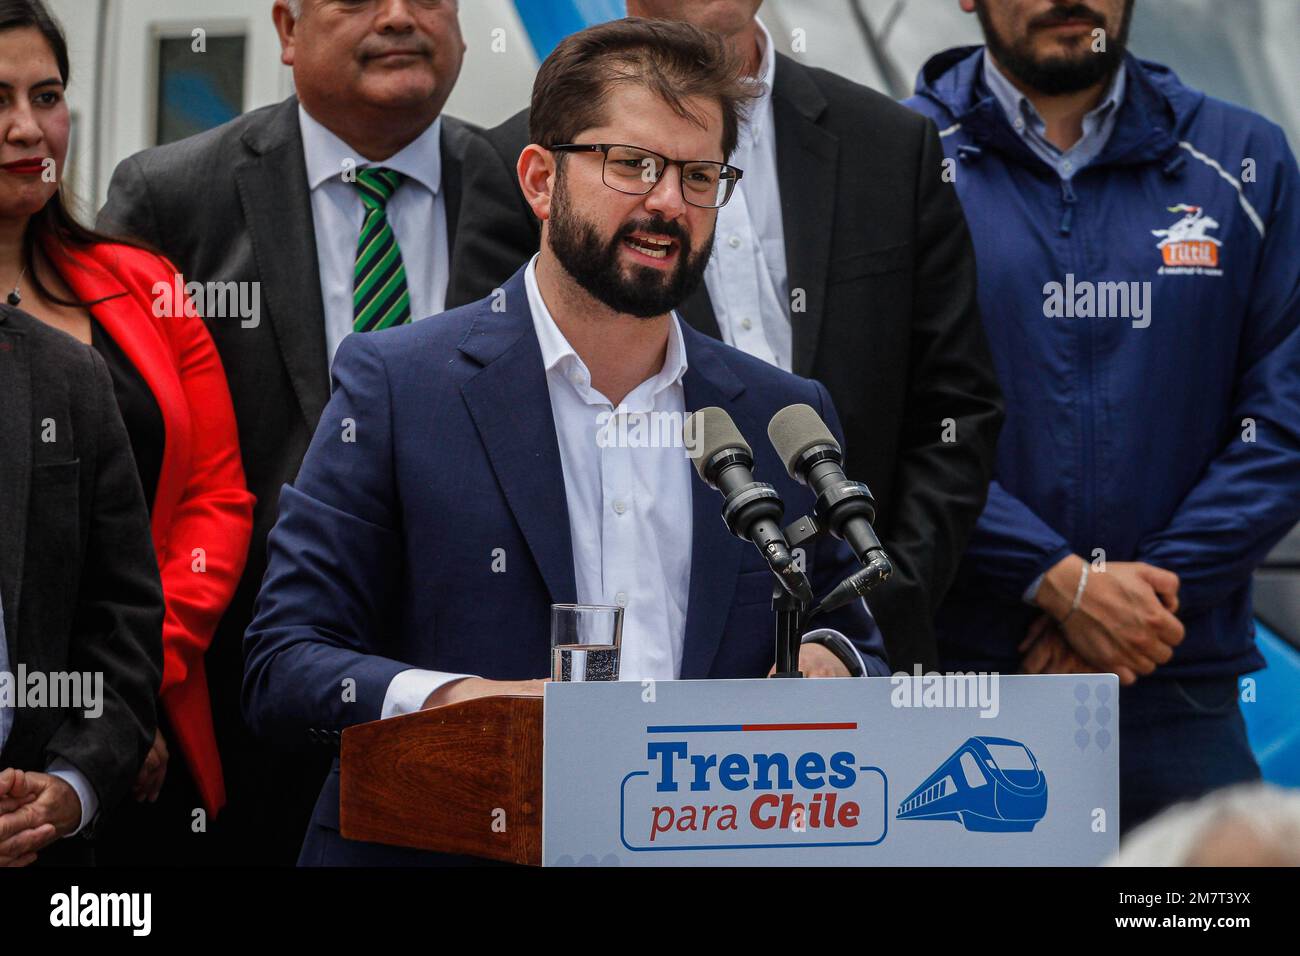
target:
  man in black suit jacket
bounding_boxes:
[0,304,163,866]
[96,0,483,863]
[446,3,1004,673]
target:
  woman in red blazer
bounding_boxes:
[1,0,252,863]
[55,243,255,824]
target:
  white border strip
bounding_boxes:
[1178,140,1266,238]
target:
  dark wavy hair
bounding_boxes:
[1,0,150,307]
[529,17,756,160]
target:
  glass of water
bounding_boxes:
[551,604,623,682]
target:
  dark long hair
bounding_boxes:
[2,0,151,307]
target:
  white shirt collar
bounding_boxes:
[523,255,689,404]
[743,17,777,149]
[298,104,443,196]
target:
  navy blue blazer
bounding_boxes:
[243,267,889,865]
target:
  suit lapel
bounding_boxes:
[234,98,331,429]
[772,54,838,377]
[678,326,748,679]
[459,272,577,607]
[0,314,30,657]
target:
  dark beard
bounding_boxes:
[547,173,714,319]
[975,0,1133,95]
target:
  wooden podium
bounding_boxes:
[338,696,544,865]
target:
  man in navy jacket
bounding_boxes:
[906,0,1300,831]
[244,18,889,865]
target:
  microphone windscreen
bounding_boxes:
[767,404,840,480]
[684,407,750,480]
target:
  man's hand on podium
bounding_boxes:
[421,677,548,710]
[767,643,851,678]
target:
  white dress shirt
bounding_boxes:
[299,106,449,365]
[0,593,96,836]
[704,17,793,371]
[382,256,696,716]
[379,257,870,717]
[529,259,695,683]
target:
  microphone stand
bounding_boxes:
[769,513,893,677]
[768,514,821,678]
[770,583,807,678]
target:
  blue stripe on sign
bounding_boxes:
[646,724,744,734]
[513,0,627,60]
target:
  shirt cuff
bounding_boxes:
[46,758,97,837]
[1022,572,1047,605]
[801,628,869,677]
[382,669,474,718]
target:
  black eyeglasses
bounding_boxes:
[549,143,743,209]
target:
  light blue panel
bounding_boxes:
[513,0,626,60]
[543,675,1120,866]
[1242,624,1300,787]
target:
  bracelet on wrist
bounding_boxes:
[1061,561,1089,624]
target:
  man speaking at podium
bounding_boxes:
[243,17,890,865]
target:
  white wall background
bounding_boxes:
[37,0,1300,215]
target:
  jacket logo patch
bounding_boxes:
[1153,204,1223,275]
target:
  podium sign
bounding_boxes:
[543,675,1119,866]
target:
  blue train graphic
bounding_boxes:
[897,736,1048,832]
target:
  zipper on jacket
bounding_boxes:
[1058,178,1077,236]
[1063,173,1097,556]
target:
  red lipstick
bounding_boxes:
[1,158,48,176]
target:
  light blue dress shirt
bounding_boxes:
[299,106,449,367]
[981,51,1126,181]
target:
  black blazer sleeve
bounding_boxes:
[868,115,1003,656]
[445,109,540,308]
[97,154,165,251]
[44,346,164,813]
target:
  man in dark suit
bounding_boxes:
[97,0,482,863]
[244,18,889,866]
[0,304,163,866]
[447,1,1005,674]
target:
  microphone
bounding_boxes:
[808,558,892,619]
[767,403,893,584]
[684,407,813,606]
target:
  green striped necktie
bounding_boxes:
[352,166,411,332]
